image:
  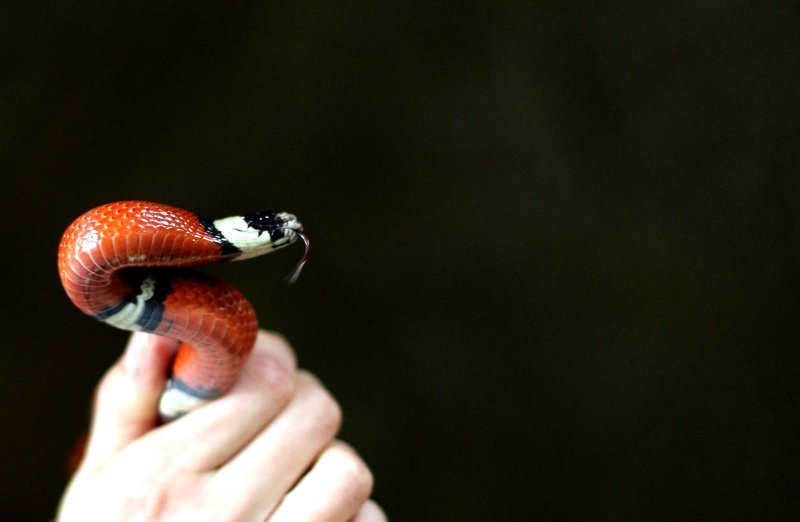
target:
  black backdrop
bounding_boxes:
[2,2,799,520]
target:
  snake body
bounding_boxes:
[58,201,305,420]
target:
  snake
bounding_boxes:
[58,201,309,420]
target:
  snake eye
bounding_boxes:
[242,211,284,234]
[241,212,285,241]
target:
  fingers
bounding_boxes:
[71,330,384,522]
[208,371,342,519]
[141,330,298,471]
[270,441,375,522]
[81,332,176,471]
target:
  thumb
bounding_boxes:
[80,332,176,472]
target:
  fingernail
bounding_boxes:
[123,332,151,377]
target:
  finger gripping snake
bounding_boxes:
[58,201,308,420]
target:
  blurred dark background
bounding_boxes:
[2,1,799,520]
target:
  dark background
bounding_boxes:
[2,1,799,520]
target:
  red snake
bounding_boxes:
[58,201,308,420]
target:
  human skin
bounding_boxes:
[57,330,386,521]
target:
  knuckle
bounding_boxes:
[299,375,342,435]
[225,353,296,424]
[269,365,295,405]
[315,391,343,435]
[250,353,295,403]
[331,447,374,505]
[257,330,297,369]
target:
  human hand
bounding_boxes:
[57,330,385,521]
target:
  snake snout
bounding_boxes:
[279,212,303,232]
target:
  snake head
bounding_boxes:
[243,211,303,239]
[212,211,304,261]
